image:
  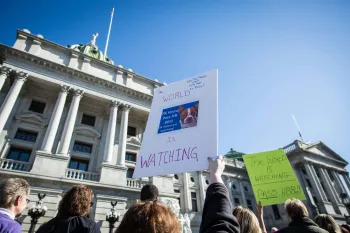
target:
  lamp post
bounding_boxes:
[340,192,350,224]
[28,193,47,233]
[106,201,120,233]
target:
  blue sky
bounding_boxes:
[1,0,349,167]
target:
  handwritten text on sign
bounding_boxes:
[243,149,306,206]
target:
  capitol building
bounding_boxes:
[0,29,349,233]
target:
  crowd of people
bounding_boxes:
[0,156,350,233]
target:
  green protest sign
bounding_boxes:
[243,149,306,206]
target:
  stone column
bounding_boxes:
[332,171,346,193]
[318,167,340,204]
[117,104,131,166]
[40,85,70,153]
[342,174,350,192]
[183,172,192,211]
[57,89,83,155]
[197,171,206,210]
[239,179,248,206]
[0,66,11,91]
[0,71,27,133]
[305,163,327,202]
[103,101,119,163]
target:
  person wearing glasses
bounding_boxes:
[36,184,100,233]
[0,178,30,233]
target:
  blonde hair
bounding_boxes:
[116,201,180,233]
[232,206,261,233]
[0,178,30,208]
[285,198,308,220]
[315,214,341,233]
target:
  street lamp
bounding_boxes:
[28,193,47,233]
[106,201,120,233]
[340,192,350,224]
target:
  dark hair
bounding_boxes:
[115,201,180,233]
[57,185,93,218]
[341,225,350,233]
[140,184,159,201]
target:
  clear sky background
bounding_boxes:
[1,0,349,167]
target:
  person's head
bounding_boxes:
[284,198,308,221]
[340,225,350,233]
[342,225,350,233]
[0,178,30,216]
[314,214,341,233]
[232,206,261,233]
[271,227,278,233]
[57,185,93,218]
[115,201,180,233]
[140,184,159,201]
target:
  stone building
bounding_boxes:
[0,29,349,233]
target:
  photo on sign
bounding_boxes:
[158,101,199,134]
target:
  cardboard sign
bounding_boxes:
[243,149,306,206]
[133,70,218,178]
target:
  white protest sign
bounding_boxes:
[133,70,218,178]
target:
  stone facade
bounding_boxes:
[0,29,349,233]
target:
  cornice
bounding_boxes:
[0,44,154,103]
[15,29,163,87]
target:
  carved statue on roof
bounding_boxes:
[91,33,99,46]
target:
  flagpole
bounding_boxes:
[292,114,304,142]
[104,8,114,58]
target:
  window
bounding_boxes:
[7,147,31,162]
[175,189,181,206]
[190,177,195,182]
[244,186,248,192]
[73,141,93,154]
[14,129,38,143]
[174,174,179,180]
[302,169,307,175]
[191,192,198,212]
[127,126,137,137]
[234,198,240,206]
[28,100,46,114]
[232,184,236,190]
[125,152,137,162]
[306,179,313,188]
[313,196,318,204]
[247,199,253,210]
[272,205,281,220]
[205,179,209,185]
[69,158,89,171]
[81,114,96,127]
[127,168,134,178]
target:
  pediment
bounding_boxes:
[306,141,347,164]
[15,112,48,126]
[74,125,101,138]
[127,136,141,145]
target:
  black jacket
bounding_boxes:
[35,216,100,233]
[278,217,329,233]
[200,183,240,233]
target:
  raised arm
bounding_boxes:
[199,156,240,233]
[257,202,267,233]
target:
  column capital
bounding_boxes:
[110,100,121,108]
[0,66,11,75]
[120,104,132,112]
[60,85,70,93]
[71,88,84,97]
[12,71,28,82]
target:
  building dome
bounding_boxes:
[67,33,114,65]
